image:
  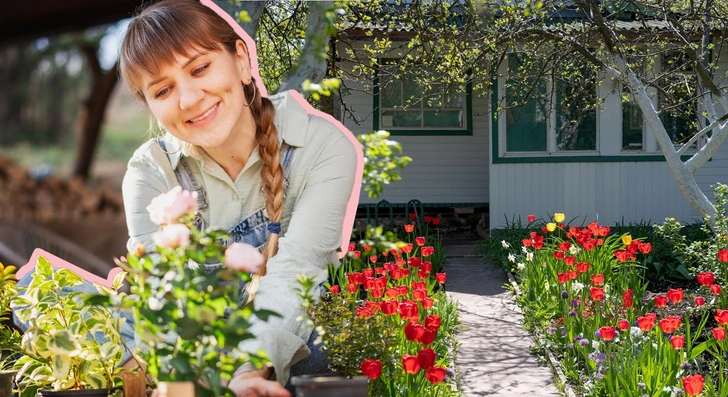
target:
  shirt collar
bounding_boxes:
[164,90,308,171]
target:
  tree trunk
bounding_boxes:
[72,52,119,180]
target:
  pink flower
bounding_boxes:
[225,242,264,273]
[146,186,199,225]
[152,224,191,248]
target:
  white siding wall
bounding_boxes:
[339,58,490,205]
[489,53,728,228]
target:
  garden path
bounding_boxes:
[444,241,560,396]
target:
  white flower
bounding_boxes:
[572,281,584,293]
[630,327,642,338]
[501,240,511,248]
[604,283,611,294]
[508,253,516,263]
[591,340,600,350]
[526,252,534,261]
[544,281,550,290]
[569,245,581,255]
[521,246,529,254]
[517,262,525,270]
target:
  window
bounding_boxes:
[375,59,471,135]
[622,89,645,151]
[500,53,598,155]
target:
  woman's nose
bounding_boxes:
[178,81,204,111]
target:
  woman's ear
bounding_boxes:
[235,40,252,84]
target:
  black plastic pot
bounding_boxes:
[0,371,15,397]
[38,388,109,397]
[290,374,368,397]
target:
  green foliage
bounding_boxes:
[358,130,412,198]
[11,257,126,396]
[0,262,21,371]
[654,184,728,283]
[113,213,272,397]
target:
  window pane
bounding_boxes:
[554,59,597,151]
[622,95,643,150]
[382,110,422,127]
[381,80,402,108]
[659,75,698,145]
[506,55,547,152]
[402,78,422,107]
[423,110,463,128]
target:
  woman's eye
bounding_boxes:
[155,88,170,99]
[193,64,210,75]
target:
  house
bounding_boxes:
[337,5,728,229]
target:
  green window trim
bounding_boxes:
[490,77,695,164]
[373,60,473,136]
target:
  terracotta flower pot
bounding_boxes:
[156,381,195,397]
[38,388,109,397]
[290,374,368,397]
[0,371,15,397]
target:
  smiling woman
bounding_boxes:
[117,0,360,395]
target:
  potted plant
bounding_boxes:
[11,256,128,397]
[103,187,276,397]
[0,261,21,397]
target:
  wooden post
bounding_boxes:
[118,371,147,397]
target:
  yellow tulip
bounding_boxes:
[554,213,565,223]
[546,223,557,232]
[622,235,632,246]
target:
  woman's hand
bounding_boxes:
[227,376,291,397]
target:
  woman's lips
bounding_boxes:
[187,102,220,127]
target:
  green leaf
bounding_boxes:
[51,354,71,380]
[46,329,81,356]
[175,317,203,340]
[55,268,83,288]
[253,309,281,322]
[112,271,127,290]
[35,256,53,279]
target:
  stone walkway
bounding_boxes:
[444,242,560,396]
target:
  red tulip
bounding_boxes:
[409,213,416,220]
[558,273,569,284]
[435,273,447,284]
[404,224,415,233]
[697,272,715,286]
[415,236,426,246]
[695,296,705,306]
[413,289,427,301]
[718,249,728,263]
[716,309,728,325]
[614,249,629,262]
[329,285,340,294]
[522,238,532,247]
[421,262,432,273]
[637,316,655,331]
[590,274,604,286]
[347,283,358,294]
[418,329,436,345]
[422,297,434,308]
[590,287,605,301]
[405,323,426,342]
[432,217,441,225]
[402,355,421,374]
[713,327,726,340]
[527,214,536,223]
[654,295,668,308]
[398,302,419,321]
[558,242,571,252]
[532,236,544,250]
[576,262,589,273]
[381,300,398,315]
[370,288,384,299]
[623,289,634,308]
[682,374,705,396]
[425,366,447,384]
[582,239,596,251]
[422,246,435,257]
[425,314,442,331]
[659,316,681,334]
[360,358,382,380]
[600,326,616,341]
[409,257,422,268]
[564,256,576,267]
[710,284,722,295]
[639,242,652,254]
[668,288,684,304]
[401,244,413,254]
[671,335,685,349]
[567,270,578,280]
[417,348,437,370]
[424,215,432,224]
[617,320,630,331]
[553,251,564,260]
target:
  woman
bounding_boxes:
[119,0,359,395]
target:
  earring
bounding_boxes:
[242,81,257,108]
[157,134,182,154]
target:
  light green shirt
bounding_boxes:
[121,90,358,385]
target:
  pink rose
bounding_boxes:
[152,224,191,248]
[146,186,199,225]
[225,243,264,273]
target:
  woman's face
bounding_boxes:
[140,40,253,149]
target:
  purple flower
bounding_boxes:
[594,329,602,339]
[571,299,580,307]
[638,382,646,389]
[595,373,603,381]
[561,290,569,299]
[562,329,567,337]
[567,343,574,349]
[568,310,577,317]
[548,326,557,335]
[579,339,589,346]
